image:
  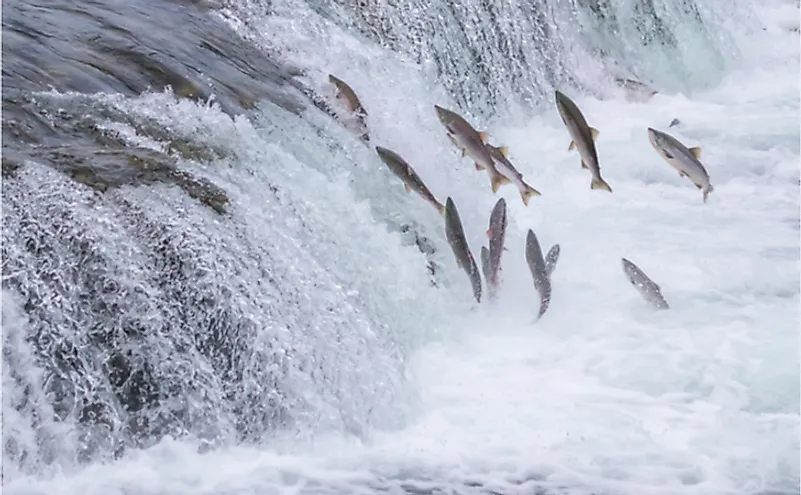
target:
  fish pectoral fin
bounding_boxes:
[568,140,576,151]
[695,183,703,190]
[461,148,467,158]
[590,127,600,141]
[478,131,489,144]
[404,183,412,193]
[580,160,588,169]
[664,150,674,159]
[475,162,483,171]
[679,170,688,178]
[498,146,510,157]
[491,177,502,193]
[689,146,702,159]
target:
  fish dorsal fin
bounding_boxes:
[498,146,509,157]
[689,146,702,159]
[478,131,489,144]
[590,127,600,141]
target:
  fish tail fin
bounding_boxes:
[590,177,613,193]
[703,184,713,203]
[521,185,542,206]
[537,293,550,320]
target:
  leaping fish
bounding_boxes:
[486,144,542,205]
[525,229,552,320]
[554,90,612,193]
[484,198,508,296]
[375,146,446,216]
[434,105,511,193]
[444,197,482,303]
[329,74,370,142]
[647,127,714,203]
[621,257,670,309]
[544,244,560,278]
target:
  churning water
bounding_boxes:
[2,0,798,493]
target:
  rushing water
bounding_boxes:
[2,0,799,493]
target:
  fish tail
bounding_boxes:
[703,184,714,203]
[590,177,613,193]
[537,292,551,320]
[521,185,542,206]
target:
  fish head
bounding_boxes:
[444,197,459,236]
[491,197,507,221]
[434,105,457,129]
[554,91,573,121]
[646,127,668,151]
[375,146,394,163]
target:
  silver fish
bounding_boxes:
[445,197,482,303]
[434,105,511,193]
[621,257,670,309]
[647,127,714,202]
[544,244,560,278]
[485,198,507,291]
[525,229,551,320]
[615,77,658,102]
[329,74,370,142]
[554,90,613,193]
[486,144,542,205]
[375,147,446,215]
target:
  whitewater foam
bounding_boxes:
[3,0,798,493]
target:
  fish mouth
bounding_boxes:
[646,128,661,147]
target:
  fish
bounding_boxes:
[544,244,560,278]
[375,147,446,215]
[554,90,613,193]
[485,197,507,290]
[329,74,370,142]
[615,77,658,102]
[480,246,493,285]
[621,258,670,309]
[647,127,714,202]
[486,144,542,205]
[525,229,552,320]
[434,105,511,193]
[444,197,482,303]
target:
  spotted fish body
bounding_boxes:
[525,229,552,320]
[444,197,482,303]
[621,257,670,309]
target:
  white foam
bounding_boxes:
[4,0,799,493]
